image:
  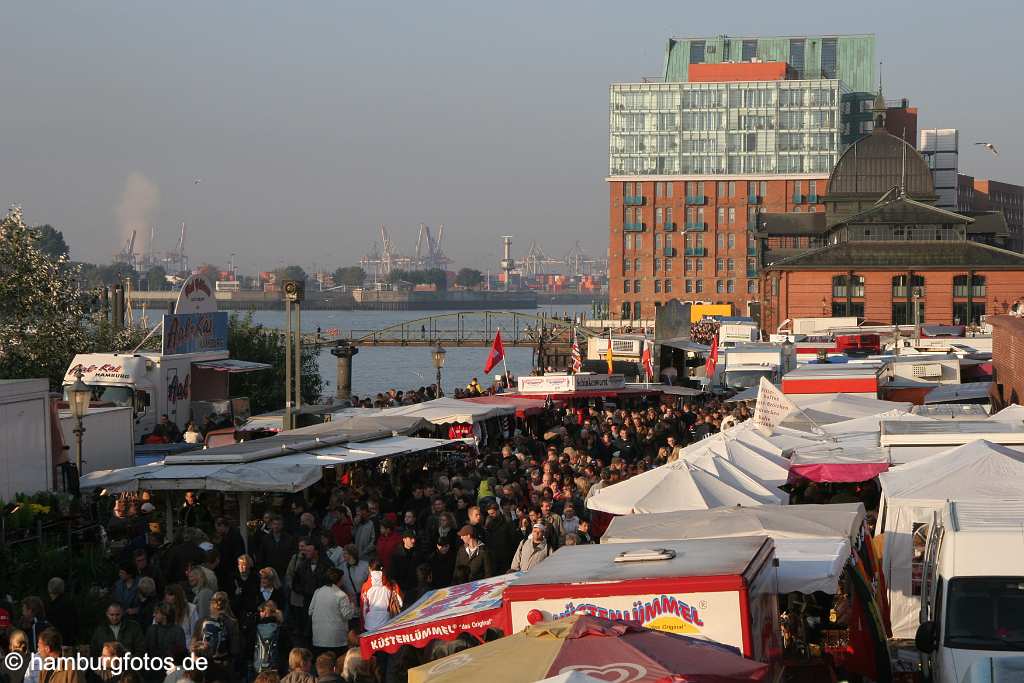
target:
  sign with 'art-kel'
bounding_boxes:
[162,312,229,355]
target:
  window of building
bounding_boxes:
[697,181,705,198]
[716,279,724,293]
[789,38,806,79]
[655,233,663,249]
[728,234,736,249]
[625,234,633,250]
[621,302,631,320]
[666,258,673,272]
[695,279,703,293]
[623,258,631,272]
[697,258,704,272]
[654,280,662,293]
[666,182,673,198]
[953,274,986,298]
[717,233,725,249]
[747,280,758,294]
[716,257,724,273]
[656,182,664,198]
[821,37,838,79]
[623,280,630,294]
[717,181,726,197]
[892,301,925,326]
[747,257,757,276]
[636,235,643,249]
[623,181,632,196]
[666,233,673,249]
[686,181,696,197]
[634,301,642,319]
[892,274,926,299]
[729,207,736,224]
[685,257,693,272]
[634,279,641,293]
[810,180,818,200]
[697,207,705,225]
[727,279,735,293]
[832,301,865,317]
[634,258,641,271]
[727,258,735,272]
[685,279,693,293]
[832,274,865,298]
[953,302,987,325]
[665,279,672,293]
[665,207,673,228]
[654,257,661,271]
[760,181,767,197]
[747,207,759,228]
[656,208,663,227]
[741,39,757,61]
[718,207,725,225]
[689,40,706,64]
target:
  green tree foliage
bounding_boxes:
[332,266,366,288]
[275,265,308,284]
[33,224,69,259]
[77,261,139,289]
[455,267,484,289]
[0,207,88,388]
[387,268,447,290]
[144,265,169,291]
[226,313,322,414]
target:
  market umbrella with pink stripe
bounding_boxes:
[407,614,768,683]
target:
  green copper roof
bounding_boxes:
[663,34,875,93]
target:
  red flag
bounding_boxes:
[484,330,505,374]
[570,327,582,373]
[641,339,654,380]
[705,334,719,378]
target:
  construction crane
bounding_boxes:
[115,229,138,267]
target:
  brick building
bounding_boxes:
[991,314,1024,409]
[759,121,1023,330]
[959,176,1024,252]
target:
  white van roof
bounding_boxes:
[949,500,1024,532]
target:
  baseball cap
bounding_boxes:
[532,522,546,530]
[457,525,477,539]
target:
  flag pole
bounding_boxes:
[497,327,511,387]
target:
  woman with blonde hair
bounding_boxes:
[188,566,215,622]
[1,630,29,683]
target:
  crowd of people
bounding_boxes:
[0,386,751,683]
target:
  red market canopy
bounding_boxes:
[360,572,523,657]
[788,445,891,483]
[461,395,560,417]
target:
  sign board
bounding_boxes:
[174,274,217,314]
[517,373,626,394]
[752,376,797,434]
[361,573,522,657]
[508,589,743,651]
[162,312,229,355]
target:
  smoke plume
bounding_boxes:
[116,172,160,255]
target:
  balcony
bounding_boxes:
[793,193,804,204]
[808,194,818,204]
[663,222,676,231]
[624,195,645,206]
[748,194,761,204]
[663,247,675,257]
[685,222,706,232]
[685,195,707,205]
[623,222,645,232]
[685,247,707,257]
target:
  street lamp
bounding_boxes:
[66,366,91,476]
[432,344,447,397]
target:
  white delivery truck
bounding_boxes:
[915,500,1024,683]
[59,406,135,472]
[0,379,54,499]
[63,275,270,443]
[714,343,796,391]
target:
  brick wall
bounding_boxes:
[991,315,1024,408]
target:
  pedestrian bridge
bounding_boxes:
[302,310,600,347]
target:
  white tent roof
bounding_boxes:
[789,393,912,417]
[680,438,790,488]
[602,505,865,594]
[988,404,1024,424]
[879,439,1024,503]
[586,460,776,515]
[381,397,515,425]
[819,409,931,435]
[689,454,784,504]
[789,444,890,468]
[81,436,457,493]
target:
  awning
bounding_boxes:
[659,337,711,353]
[81,435,458,493]
[923,382,992,404]
[192,359,273,373]
[649,384,706,397]
[360,572,522,657]
[382,397,515,425]
[788,445,890,483]
[461,395,557,417]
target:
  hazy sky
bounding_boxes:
[1,1,1019,273]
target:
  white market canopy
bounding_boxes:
[81,435,458,494]
[988,404,1024,423]
[602,504,865,594]
[586,460,779,515]
[788,393,912,418]
[680,437,791,489]
[381,397,515,425]
[879,439,1024,503]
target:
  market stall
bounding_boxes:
[382,397,516,443]
[878,439,1024,639]
[679,438,791,489]
[360,572,523,658]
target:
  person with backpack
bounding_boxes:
[252,601,285,677]
[194,594,240,677]
[307,568,355,659]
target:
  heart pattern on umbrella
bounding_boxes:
[558,663,649,683]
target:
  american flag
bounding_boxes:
[570,326,582,373]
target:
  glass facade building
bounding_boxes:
[609,79,848,176]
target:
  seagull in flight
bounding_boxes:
[193,178,202,184]
[974,142,999,156]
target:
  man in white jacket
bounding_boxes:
[308,568,356,657]
[510,522,552,572]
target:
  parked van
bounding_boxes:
[915,501,1024,683]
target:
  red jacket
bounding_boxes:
[375,532,402,574]
[331,517,353,548]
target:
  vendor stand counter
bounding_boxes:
[503,537,781,664]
